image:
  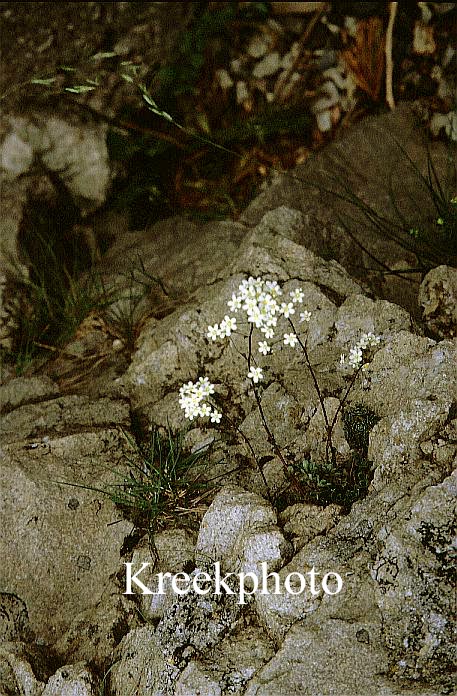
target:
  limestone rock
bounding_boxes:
[0,593,31,643]
[130,529,196,622]
[53,577,140,670]
[244,619,395,696]
[279,502,342,550]
[175,662,222,696]
[0,642,45,696]
[42,662,97,696]
[369,400,451,486]
[240,105,452,317]
[252,52,281,79]
[0,375,59,412]
[419,265,457,338]
[196,626,275,694]
[0,394,130,443]
[0,429,132,645]
[108,626,175,696]
[371,471,457,681]
[2,115,109,210]
[195,485,291,575]
[155,571,241,666]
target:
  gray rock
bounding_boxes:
[279,502,342,550]
[334,293,412,346]
[0,394,130,443]
[252,52,281,79]
[42,662,97,696]
[371,471,457,681]
[155,570,241,665]
[175,662,222,696]
[195,486,290,575]
[195,626,275,694]
[0,642,44,696]
[369,400,451,486]
[351,333,456,414]
[53,577,140,669]
[5,115,109,210]
[0,428,132,645]
[244,619,423,696]
[0,131,33,176]
[108,626,175,696]
[130,529,196,622]
[0,593,31,643]
[0,375,59,412]
[419,264,457,338]
[247,35,270,59]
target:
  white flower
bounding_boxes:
[178,378,219,422]
[367,332,381,346]
[280,302,295,318]
[242,297,258,313]
[340,353,346,365]
[348,346,363,368]
[261,326,275,339]
[247,366,263,383]
[258,340,271,355]
[199,403,211,417]
[290,288,304,303]
[210,410,222,423]
[197,376,214,396]
[358,334,370,349]
[264,279,282,297]
[283,332,298,347]
[207,324,222,341]
[247,309,263,327]
[227,294,242,312]
[220,315,237,336]
[299,310,312,323]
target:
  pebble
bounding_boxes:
[216,69,233,90]
[247,35,270,59]
[413,22,436,55]
[236,80,250,105]
[252,52,281,79]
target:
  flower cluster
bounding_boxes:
[179,277,313,424]
[340,332,381,370]
[178,377,221,423]
[206,277,311,382]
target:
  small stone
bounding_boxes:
[420,441,434,456]
[42,663,96,696]
[413,21,436,55]
[252,52,281,79]
[315,109,332,132]
[247,35,270,59]
[230,58,242,74]
[112,338,124,351]
[215,69,233,91]
[236,80,250,105]
[418,1,432,23]
[430,110,457,140]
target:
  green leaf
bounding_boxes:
[91,51,118,60]
[64,85,96,93]
[30,77,57,86]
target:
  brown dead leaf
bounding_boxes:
[342,17,386,102]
